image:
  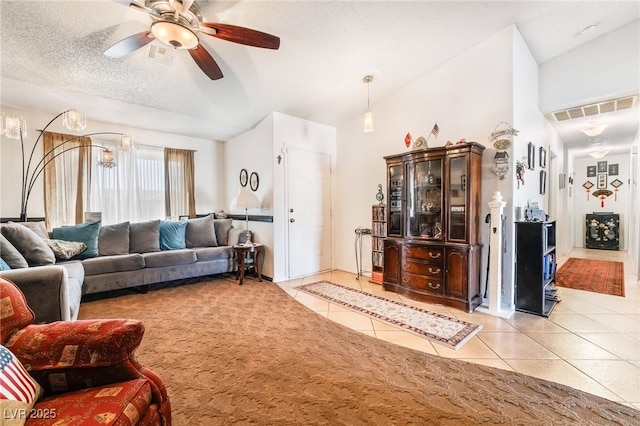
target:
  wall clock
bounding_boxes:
[250,172,259,191]
[239,169,248,187]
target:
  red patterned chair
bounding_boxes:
[1,277,171,425]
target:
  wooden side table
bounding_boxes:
[233,244,264,285]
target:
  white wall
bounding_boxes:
[539,20,640,109]
[0,106,223,220]
[629,132,640,279]
[224,111,337,281]
[224,114,275,279]
[572,153,631,249]
[335,25,547,308]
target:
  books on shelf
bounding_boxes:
[542,253,556,281]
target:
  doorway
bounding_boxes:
[286,148,332,278]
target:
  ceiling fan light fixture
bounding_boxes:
[151,21,198,49]
[580,122,609,137]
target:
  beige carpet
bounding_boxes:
[79,277,640,425]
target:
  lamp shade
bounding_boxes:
[230,187,261,211]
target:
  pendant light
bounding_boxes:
[363,75,374,132]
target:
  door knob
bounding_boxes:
[290,218,295,223]
[290,208,294,213]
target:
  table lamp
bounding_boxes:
[230,187,261,245]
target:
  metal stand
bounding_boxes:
[354,227,372,280]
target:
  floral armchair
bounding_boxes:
[0,277,171,425]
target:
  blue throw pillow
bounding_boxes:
[159,220,188,251]
[52,220,101,259]
[0,257,11,270]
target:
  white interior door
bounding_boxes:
[287,149,332,278]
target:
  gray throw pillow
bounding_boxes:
[12,221,49,239]
[99,221,130,255]
[129,220,161,253]
[213,219,233,246]
[0,222,55,266]
[185,215,217,248]
[0,234,29,269]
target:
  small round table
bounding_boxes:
[233,244,264,285]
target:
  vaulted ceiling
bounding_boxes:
[1,1,638,153]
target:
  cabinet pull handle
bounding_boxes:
[428,282,440,290]
[429,252,441,259]
[402,277,410,284]
[429,267,441,274]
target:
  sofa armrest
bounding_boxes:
[0,265,71,323]
[5,319,150,395]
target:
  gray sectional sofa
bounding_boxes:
[0,215,243,323]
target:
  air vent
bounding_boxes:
[147,43,175,64]
[551,95,638,122]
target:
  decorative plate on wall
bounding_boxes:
[240,169,248,187]
[250,172,259,191]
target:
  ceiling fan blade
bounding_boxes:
[200,22,280,50]
[189,44,224,80]
[104,30,154,58]
[112,0,151,13]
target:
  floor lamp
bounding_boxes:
[231,187,261,245]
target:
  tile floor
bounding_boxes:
[276,248,640,410]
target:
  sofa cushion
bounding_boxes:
[52,220,101,259]
[192,246,234,262]
[98,221,130,256]
[0,344,42,422]
[29,378,151,426]
[0,235,28,269]
[82,254,145,276]
[44,239,87,260]
[0,278,35,343]
[214,218,233,246]
[1,223,55,266]
[9,221,49,239]
[142,249,196,268]
[185,214,217,248]
[129,220,160,253]
[159,220,187,251]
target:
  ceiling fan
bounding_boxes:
[104,0,280,80]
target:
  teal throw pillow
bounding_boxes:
[159,220,188,251]
[52,220,101,259]
[0,257,11,270]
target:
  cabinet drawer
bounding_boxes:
[402,245,443,261]
[401,272,444,294]
[402,260,443,278]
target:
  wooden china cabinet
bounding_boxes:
[382,142,485,313]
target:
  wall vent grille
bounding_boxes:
[552,95,638,122]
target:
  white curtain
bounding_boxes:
[88,143,165,224]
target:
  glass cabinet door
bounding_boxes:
[387,163,403,236]
[448,155,467,241]
[406,158,443,239]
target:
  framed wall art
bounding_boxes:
[539,147,546,169]
[597,161,607,173]
[527,142,535,170]
[586,166,596,177]
[608,163,619,176]
[540,170,546,195]
[597,173,607,189]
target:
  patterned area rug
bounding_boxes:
[295,281,482,350]
[556,258,625,297]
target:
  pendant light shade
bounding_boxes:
[363,75,374,133]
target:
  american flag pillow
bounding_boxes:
[0,344,41,415]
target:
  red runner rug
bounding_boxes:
[556,257,625,297]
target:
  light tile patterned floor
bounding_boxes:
[276,248,640,410]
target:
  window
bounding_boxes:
[44,132,195,228]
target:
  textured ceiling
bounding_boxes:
[1,0,638,150]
